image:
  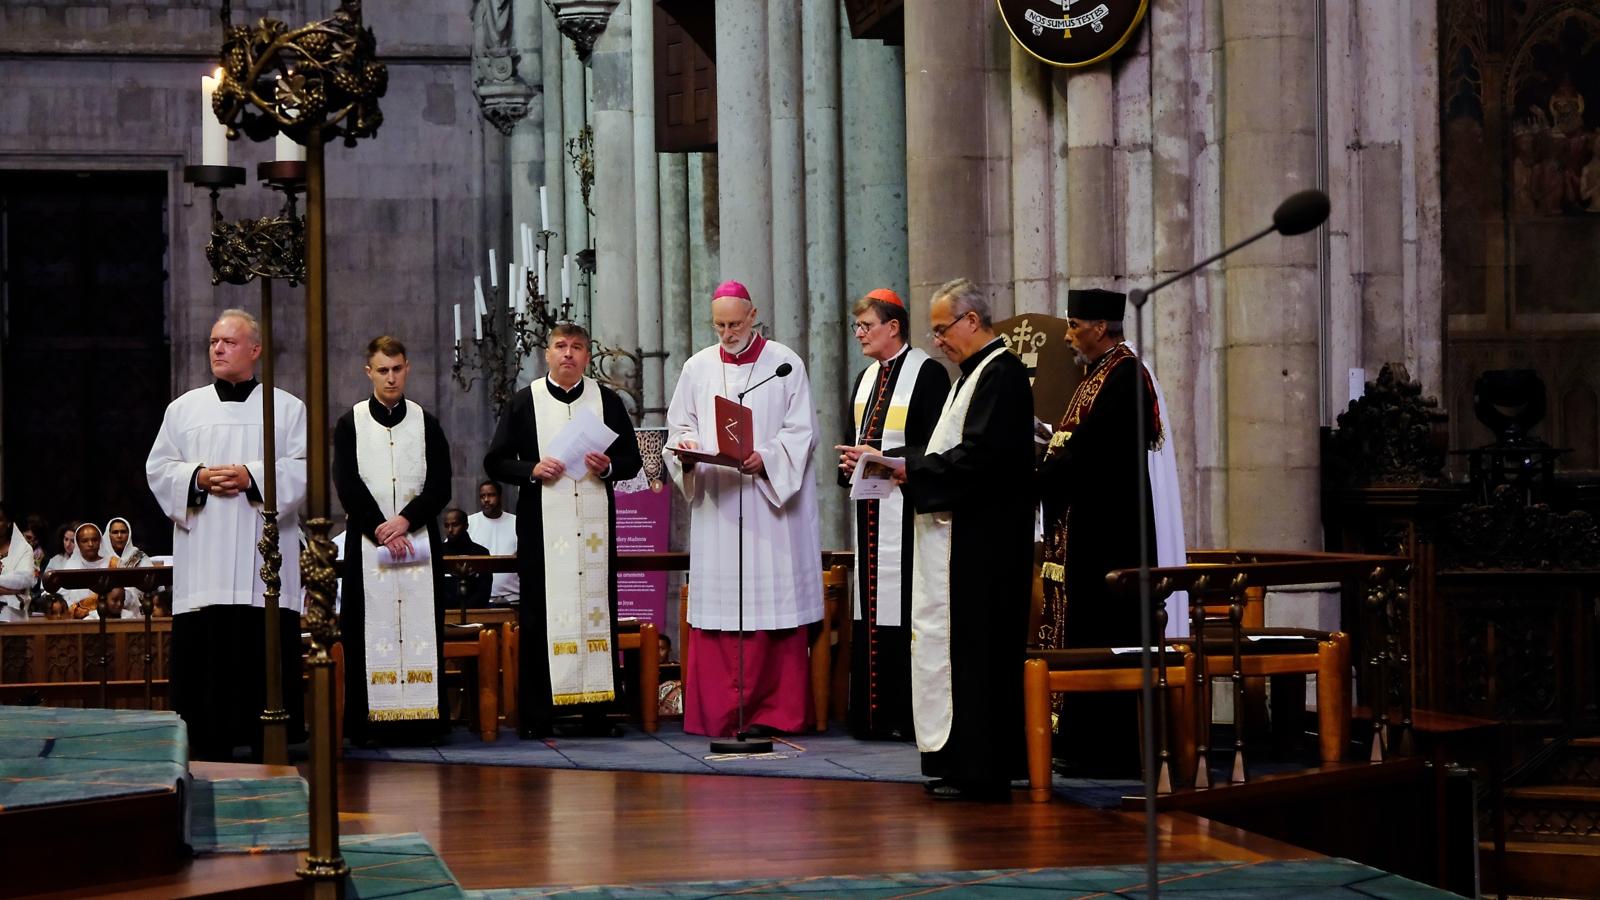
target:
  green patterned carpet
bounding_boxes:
[0,705,187,811]
[189,776,310,853]
[463,858,1458,899]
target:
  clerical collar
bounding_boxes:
[957,338,1005,376]
[367,395,408,427]
[545,376,584,403]
[719,332,767,365]
[213,377,259,403]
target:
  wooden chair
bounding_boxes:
[501,618,660,731]
[443,623,501,742]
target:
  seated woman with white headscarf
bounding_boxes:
[58,523,128,620]
[104,517,149,616]
[0,503,36,622]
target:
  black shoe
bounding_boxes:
[742,723,784,738]
[930,780,1011,802]
[923,778,950,794]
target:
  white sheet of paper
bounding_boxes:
[545,405,620,482]
[849,452,905,501]
[376,531,431,567]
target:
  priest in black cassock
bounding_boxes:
[896,278,1035,801]
[333,335,453,745]
[484,322,641,739]
[834,288,949,741]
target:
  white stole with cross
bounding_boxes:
[531,378,616,705]
[909,347,1005,753]
[353,399,439,722]
[850,347,929,627]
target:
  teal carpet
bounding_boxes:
[189,775,310,853]
[462,858,1457,898]
[0,705,188,811]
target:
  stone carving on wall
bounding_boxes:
[473,0,535,135]
[544,0,620,63]
[1325,363,1449,488]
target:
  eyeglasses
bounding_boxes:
[850,321,880,335]
[928,310,975,341]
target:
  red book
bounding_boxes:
[670,395,753,468]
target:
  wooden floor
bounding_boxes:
[333,760,1317,891]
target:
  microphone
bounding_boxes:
[1272,189,1331,236]
[738,362,792,402]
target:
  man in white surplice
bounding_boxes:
[145,309,307,760]
[664,280,823,738]
[0,503,37,622]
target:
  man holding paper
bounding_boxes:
[663,279,824,738]
[485,322,641,738]
[333,335,454,744]
[834,288,950,742]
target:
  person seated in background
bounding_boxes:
[85,587,130,620]
[23,514,47,570]
[440,507,490,610]
[0,503,37,622]
[60,523,113,619]
[43,521,81,577]
[104,517,149,614]
[45,594,69,619]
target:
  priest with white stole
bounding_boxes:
[145,308,308,761]
[664,280,824,738]
[834,288,950,741]
[484,322,640,739]
[333,335,453,744]
[895,278,1034,801]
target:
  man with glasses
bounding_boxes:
[894,278,1034,800]
[663,280,823,739]
[834,288,949,741]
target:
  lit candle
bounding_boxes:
[274,130,304,162]
[539,186,549,231]
[488,249,497,288]
[200,68,228,167]
[561,254,571,302]
[472,276,487,340]
[453,303,462,347]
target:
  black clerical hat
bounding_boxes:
[1066,288,1126,322]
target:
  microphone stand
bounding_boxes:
[708,369,783,755]
[1123,189,1329,900]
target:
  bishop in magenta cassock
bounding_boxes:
[664,280,824,737]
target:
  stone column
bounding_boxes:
[590,1,639,409]
[542,2,568,328]
[1064,68,1118,292]
[632,0,664,423]
[1221,0,1321,550]
[803,0,846,546]
[715,0,773,313]
[841,24,907,301]
[1010,45,1054,315]
[687,152,720,353]
[660,153,692,393]
[769,1,808,356]
[561,37,592,324]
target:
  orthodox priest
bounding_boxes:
[834,288,949,741]
[146,309,307,761]
[897,278,1034,801]
[333,336,453,744]
[484,323,640,739]
[664,280,824,738]
[1037,288,1187,776]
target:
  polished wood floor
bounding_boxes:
[333,760,1317,890]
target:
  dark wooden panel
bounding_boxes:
[843,0,904,43]
[654,4,716,153]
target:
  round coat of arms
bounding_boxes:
[995,0,1149,69]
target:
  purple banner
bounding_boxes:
[614,427,670,626]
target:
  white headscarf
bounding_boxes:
[103,517,145,567]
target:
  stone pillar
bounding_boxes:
[1221,0,1321,550]
[841,24,907,301]
[509,0,544,296]
[803,0,846,546]
[715,0,774,314]
[561,37,592,324]
[1010,45,1054,315]
[660,153,692,393]
[590,1,639,408]
[769,1,807,356]
[542,1,568,329]
[687,152,720,353]
[1064,68,1118,291]
[632,0,664,423]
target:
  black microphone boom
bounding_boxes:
[738,362,794,402]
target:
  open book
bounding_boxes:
[669,395,753,469]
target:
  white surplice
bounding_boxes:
[664,340,823,631]
[466,511,519,601]
[145,384,308,615]
[0,523,36,621]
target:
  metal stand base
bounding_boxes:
[709,735,774,755]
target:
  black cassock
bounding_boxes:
[333,397,453,744]
[483,379,640,738]
[899,340,1035,787]
[839,351,949,740]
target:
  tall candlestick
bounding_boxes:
[453,303,462,347]
[488,250,497,288]
[539,186,549,231]
[274,130,305,162]
[200,68,228,167]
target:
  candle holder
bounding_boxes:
[452,227,577,415]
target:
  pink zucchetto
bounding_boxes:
[713,280,751,302]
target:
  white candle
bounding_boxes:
[200,68,228,167]
[453,303,462,346]
[536,248,547,294]
[561,254,571,301]
[508,263,517,309]
[539,186,549,231]
[522,223,534,268]
[515,269,527,316]
[472,276,487,340]
[274,130,305,162]
[488,249,497,288]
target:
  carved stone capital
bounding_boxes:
[544,0,619,62]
